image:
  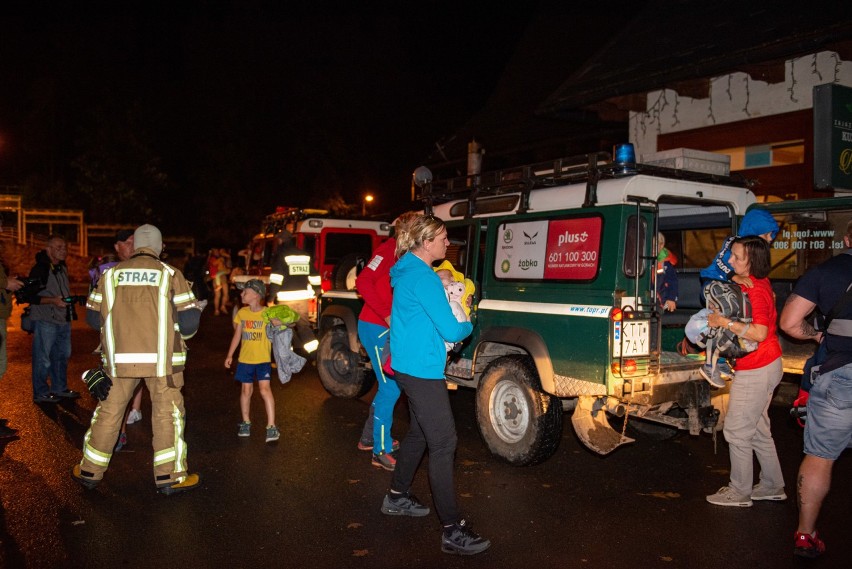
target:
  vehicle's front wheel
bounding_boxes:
[475,355,562,466]
[316,326,373,398]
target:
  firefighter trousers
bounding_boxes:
[79,371,189,485]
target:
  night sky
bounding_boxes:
[0,1,540,245]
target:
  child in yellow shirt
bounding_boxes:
[225,279,279,442]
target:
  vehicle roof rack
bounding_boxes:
[261,207,331,235]
[417,152,752,216]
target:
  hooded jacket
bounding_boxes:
[389,252,472,379]
[699,208,779,282]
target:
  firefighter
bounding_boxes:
[72,224,204,495]
[267,230,319,354]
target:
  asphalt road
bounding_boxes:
[1,305,850,569]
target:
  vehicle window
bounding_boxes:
[302,235,318,263]
[445,223,483,279]
[324,233,372,265]
[680,227,732,269]
[494,215,602,281]
[622,215,647,277]
[449,195,519,217]
[261,240,274,266]
[769,208,852,280]
[657,203,735,271]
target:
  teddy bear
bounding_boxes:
[445,280,469,324]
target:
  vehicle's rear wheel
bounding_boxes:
[475,355,562,466]
[316,326,373,398]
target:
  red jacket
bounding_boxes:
[356,238,396,327]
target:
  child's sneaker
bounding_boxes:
[114,432,128,451]
[265,425,280,443]
[371,452,396,471]
[237,421,251,437]
[716,359,734,379]
[699,364,727,388]
[794,530,825,558]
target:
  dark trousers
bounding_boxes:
[390,371,459,525]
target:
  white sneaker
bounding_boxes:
[751,483,787,501]
[126,409,143,425]
[706,486,752,507]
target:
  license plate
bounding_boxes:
[612,320,650,357]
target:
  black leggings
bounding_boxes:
[390,371,459,525]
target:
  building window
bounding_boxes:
[715,140,804,170]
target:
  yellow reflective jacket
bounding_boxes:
[87,248,199,378]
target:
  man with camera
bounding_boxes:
[22,235,80,404]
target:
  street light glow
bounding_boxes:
[362,194,375,216]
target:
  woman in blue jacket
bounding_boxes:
[378,214,491,556]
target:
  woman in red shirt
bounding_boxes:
[705,236,786,507]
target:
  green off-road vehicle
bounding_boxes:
[316,151,852,464]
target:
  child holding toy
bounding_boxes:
[434,261,475,351]
[224,279,280,443]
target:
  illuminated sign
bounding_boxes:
[814,83,852,191]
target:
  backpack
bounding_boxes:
[703,281,758,359]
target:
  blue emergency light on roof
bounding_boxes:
[613,143,636,175]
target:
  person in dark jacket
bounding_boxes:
[267,230,318,354]
[24,236,80,404]
[779,220,852,559]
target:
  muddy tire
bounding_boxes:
[316,326,373,398]
[332,253,363,291]
[475,355,562,466]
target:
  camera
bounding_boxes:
[13,278,42,303]
[62,295,87,322]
